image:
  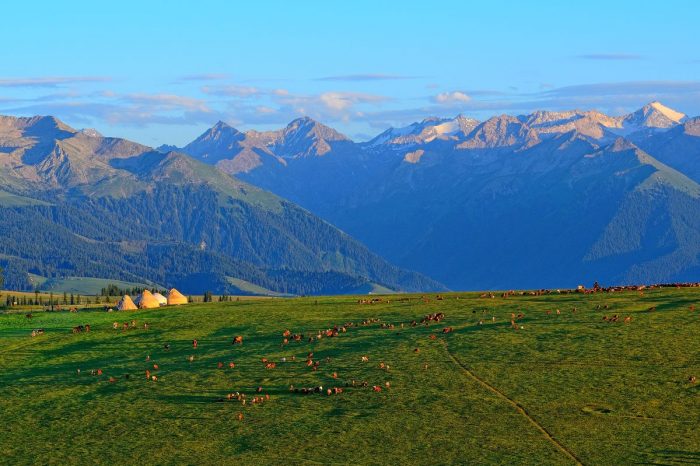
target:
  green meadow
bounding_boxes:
[0,288,698,465]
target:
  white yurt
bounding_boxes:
[152,292,168,306]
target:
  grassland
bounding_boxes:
[0,288,698,465]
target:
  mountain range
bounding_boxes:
[167,101,700,290]
[1,101,697,293]
[0,115,442,295]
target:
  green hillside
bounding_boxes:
[27,275,155,295]
[0,116,444,295]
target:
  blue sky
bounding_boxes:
[1,0,699,145]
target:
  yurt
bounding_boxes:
[137,290,161,309]
[167,288,188,305]
[117,295,137,311]
[152,292,168,306]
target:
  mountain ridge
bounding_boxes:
[170,101,700,290]
[0,115,445,294]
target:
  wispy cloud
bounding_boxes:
[235,90,391,124]
[543,80,700,98]
[177,73,229,82]
[2,76,698,143]
[0,76,111,88]
[201,84,262,97]
[121,93,212,112]
[575,53,643,61]
[316,74,420,82]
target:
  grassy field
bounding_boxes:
[0,288,698,465]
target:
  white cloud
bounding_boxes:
[318,92,386,111]
[434,91,471,105]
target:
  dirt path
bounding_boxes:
[440,339,583,466]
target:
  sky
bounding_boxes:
[1,0,699,146]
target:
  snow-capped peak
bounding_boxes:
[368,114,479,147]
[79,128,102,138]
[621,101,686,132]
[648,101,686,123]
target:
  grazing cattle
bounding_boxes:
[420,312,445,324]
[232,336,243,345]
[192,339,198,348]
[113,322,119,329]
[442,327,453,334]
[690,376,697,384]
[31,329,45,337]
[72,325,85,333]
[624,316,632,324]
[25,313,33,319]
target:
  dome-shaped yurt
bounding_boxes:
[117,295,137,311]
[167,288,188,305]
[136,290,161,309]
[152,292,168,306]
